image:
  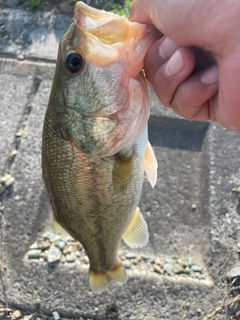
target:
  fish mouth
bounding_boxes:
[72,1,159,75]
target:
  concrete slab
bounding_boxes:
[0,9,71,61]
[0,73,35,176]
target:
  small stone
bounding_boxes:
[11,310,21,320]
[22,315,33,320]
[196,308,202,316]
[43,232,55,242]
[37,240,50,250]
[28,249,41,259]
[82,256,89,264]
[191,203,197,210]
[14,195,20,201]
[184,267,191,274]
[15,131,22,138]
[0,18,5,26]
[76,251,81,257]
[188,257,193,267]
[9,149,18,160]
[232,186,240,194]
[153,264,162,274]
[155,257,165,267]
[66,253,75,263]
[226,266,240,280]
[191,265,202,273]
[132,259,138,265]
[173,263,184,274]
[52,311,60,320]
[35,298,41,304]
[125,253,136,259]
[29,242,38,250]
[63,244,73,255]
[1,174,14,187]
[124,260,131,269]
[17,54,24,61]
[194,272,201,279]
[55,239,66,250]
[163,262,173,275]
[47,247,61,264]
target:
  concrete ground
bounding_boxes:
[1,2,240,320]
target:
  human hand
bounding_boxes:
[130,0,240,130]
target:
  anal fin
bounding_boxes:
[122,207,149,248]
[89,260,127,292]
[53,216,68,234]
[144,141,158,188]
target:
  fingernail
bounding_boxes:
[200,66,218,85]
[164,50,184,77]
[159,38,179,60]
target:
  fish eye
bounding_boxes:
[65,51,83,73]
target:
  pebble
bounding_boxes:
[43,232,56,242]
[52,311,60,320]
[29,242,38,250]
[194,272,201,279]
[82,256,89,264]
[66,253,75,263]
[11,310,21,319]
[155,257,166,267]
[191,265,202,273]
[28,249,41,259]
[76,251,81,257]
[37,240,50,250]
[124,260,131,269]
[17,54,25,61]
[188,257,193,267]
[1,173,15,187]
[153,264,162,274]
[55,239,66,250]
[0,18,5,26]
[184,267,191,274]
[191,203,197,210]
[47,247,61,264]
[163,262,173,275]
[173,263,184,274]
[226,266,240,280]
[125,253,136,259]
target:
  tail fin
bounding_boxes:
[89,260,127,292]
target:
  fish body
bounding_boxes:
[42,1,158,291]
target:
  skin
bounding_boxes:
[130,0,240,130]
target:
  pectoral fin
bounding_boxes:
[89,260,127,292]
[144,141,158,188]
[122,207,149,248]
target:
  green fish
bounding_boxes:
[42,1,158,291]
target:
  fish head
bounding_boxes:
[50,1,159,157]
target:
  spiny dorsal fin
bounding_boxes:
[122,207,149,248]
[144,141,158,188]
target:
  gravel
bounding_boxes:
[27,233,206,280]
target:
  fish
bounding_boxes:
[42,1,158,292]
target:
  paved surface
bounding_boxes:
[1,5,240,320]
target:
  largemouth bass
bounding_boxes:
[42,1,158,292]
